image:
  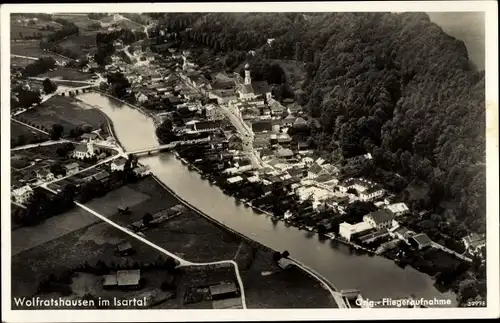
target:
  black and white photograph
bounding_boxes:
[1,1,498,321]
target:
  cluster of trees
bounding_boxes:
[44,19,79,43]
[106,72,131,98]
[11,88,41,109]
[22,56,56,77]
[87,13,109,20]
[40,41,81,60]
[155,118,178,144]
[42,78,57,94]
[154,13,293,52]
[93,29,146,66]
[49,123,64,140]
[13,185,76,227]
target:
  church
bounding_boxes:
[72,141,96,160]
[238,63,272,101]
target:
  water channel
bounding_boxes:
[77,91,457,305]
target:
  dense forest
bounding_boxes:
[153,12,485,237]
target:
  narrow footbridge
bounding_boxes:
[127,136,211,155]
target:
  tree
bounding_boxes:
[272,251,282,262]
[281,250,290,258]
[50,123,64,140]
[42,78,58,94]
[142,212,153,226]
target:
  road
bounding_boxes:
[11,139,71,151]
[11,118,50,135]
[219,104,264,168]
[28,76,96,85]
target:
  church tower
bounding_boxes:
[87,141,94,157]
[244,63,251,85]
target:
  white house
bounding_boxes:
[111,157,128,172]
[359,186,385,202]
[363,209,395,230]
[12,185,34,204]
[133,165,151,177]
[339,221,374,242]
[462,233,486,256]
[72,142,96,160]
[36,169,55,182]
[386,203,410,217]
[64,162,80,175]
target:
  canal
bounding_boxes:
[77,91,457,305]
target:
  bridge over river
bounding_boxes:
[126,136,212,155]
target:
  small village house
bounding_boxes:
[93,170,110,183]
[81,133,99,143]
[64,162,80,175]
[36,168,55,182]
[409,233,432,250]
[363,209,395,230]
[116,242,135,256]
[385,202,410,217]
[277,258,295,270]
[12,185,34,204]
[111,157,128,172]
[117,269,141,289]
[462,233,486,256]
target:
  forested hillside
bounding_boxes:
[153,12,485,234]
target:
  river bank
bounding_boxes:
[76,91,458,305]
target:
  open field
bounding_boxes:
[57,32,99,56]
[51,14,102,31]
[11,55,37,68]
[38,67,94,81]
[11,42,72,63]
[16,95,109,137]
[10,120,50,148]
[11,25,55,40]
[11,206,100,256]
[11,215,174,300]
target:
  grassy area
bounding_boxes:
[57,32,99,56]
[17,95,109,137]
[11,41,72,62]
[10,120,50,148]
[38,67,94,81]
[51,14,101,31]
[10,25,55,40]
[84,176,337,308]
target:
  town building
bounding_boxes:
[81,132,99,143]
[133,165,151,177]
[339,221,374,242]
[111,157,128,172]
[116,242,135,256]
[72,142,96,160]
[409,233,432,250]
[64,162,80,175]
[93,171,110,183]
[277,258,295,270]
[36,169,55,182]
[462,233,486,256]
[12,185,34,204]
[238,63,272,101]
[359,185,385,202]
[363,209,395,230]
[385,202,410,217]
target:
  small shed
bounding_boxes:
[209,282,238,300]
[117,269,141,289]
[102,274,118,289]
[277,258,295,270]
[116,242,134,255]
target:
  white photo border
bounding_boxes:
[1,1,498,321]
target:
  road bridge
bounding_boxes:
[127,137,211,155]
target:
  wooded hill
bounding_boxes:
[152,12,486,235]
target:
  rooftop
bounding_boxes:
[65,162,79,170]
[411,233,432,246]
[365,209,395,224]
[117,269,141,286]
[209,282,237,296]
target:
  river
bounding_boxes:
[427,12,485,70]
[77,91,457,305]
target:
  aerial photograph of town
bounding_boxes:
[5,6,491,314]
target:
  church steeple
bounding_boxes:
[244,63,251,85]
